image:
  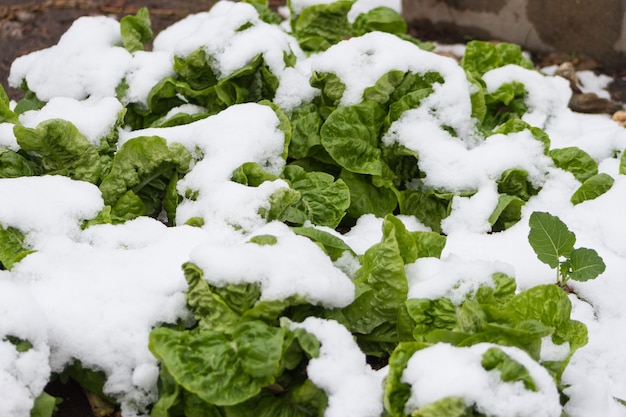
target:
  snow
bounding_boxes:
[19,96,124,146]
[289,317,385,417]
[9,16,132,101]
[3,2,626,417]
[401,343,562,417]
[153,1,304,80]
[405,255,514,304]
[189,222,355,308]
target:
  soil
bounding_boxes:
[0,1,624,417]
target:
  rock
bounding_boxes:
[554,62,581,93]
[569,93,623,114]
[613,110,626,127]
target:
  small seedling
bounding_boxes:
[528,211,605,287]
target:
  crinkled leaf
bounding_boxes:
[183,262,246,332]
[481,347,537,391]
[550,147,598,182]
[231,162,279,187]
[399,188,455,233]
[406,298,457,340]
[310,71,345,109]
[413,231,446,259]
[339,170,398,219]
[109,190,147,222]
[330,215,410,334]
[462,40,534,78]
[223,380,327,417]
[483,82,528,130]
[289,103,324,159]
[570,173,614,205]
[149,321,285,406]
[351,6,407,36]
[493,119,550,153]
[290,1,354,52]
[567,247,606,282]
[528,211,576,269]
[262,187,302,222]
[14,119,103,183]
[503,284,586,349]
[0,149,41,178]
[99,136,191,219]
[320,101,387,176]
[384,341,429,417]
[174,48,218,91]
[120,7,153,53]
[281,165,350,228]
[410,397,468,417]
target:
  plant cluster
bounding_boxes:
[0,1,616,416]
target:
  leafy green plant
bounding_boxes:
[528,211,605,286]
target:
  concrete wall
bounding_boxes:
[402,0,626,70]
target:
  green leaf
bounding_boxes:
[289,103,324,159]
[482,82,528,130]
[281,165,350,228]
[0,83,17,124]
[223,380,327,417]
[351,6,407,36]
[406,298,458,340]
[241,0,282,25]
[0,225,35,270]
[262,187,302,222]
[14,90,46,115]
[384,342,429,417]
[399,188,455,233]
[231,162,279,187]
[570,173,614,205]
[290,1,354,52]
[410,397,469,417]
[481,347,537,391]
[339,170,398,219]
[14,119,103,183]
[619,150,626,176]
[0,149,41,178]
[413,231,447,259]
[462,40,534,78]
[183,262,246,332]
[567,247,605,281]
[30,391,59,417]
[110,190,148,222]
[291,226,353,261]
[329,215,410,334]
[174,48,218,91]
[120,7,153,53]
[496,168,539,201]
[488,194,524,232]
[493,119,550,153]
[550,147,598,182]
[528,212,576,269]
[310,71,345,109]
[320,101,387,176]
[149,321,286,407]
[62,361,113,402]
[99,136,191,219]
